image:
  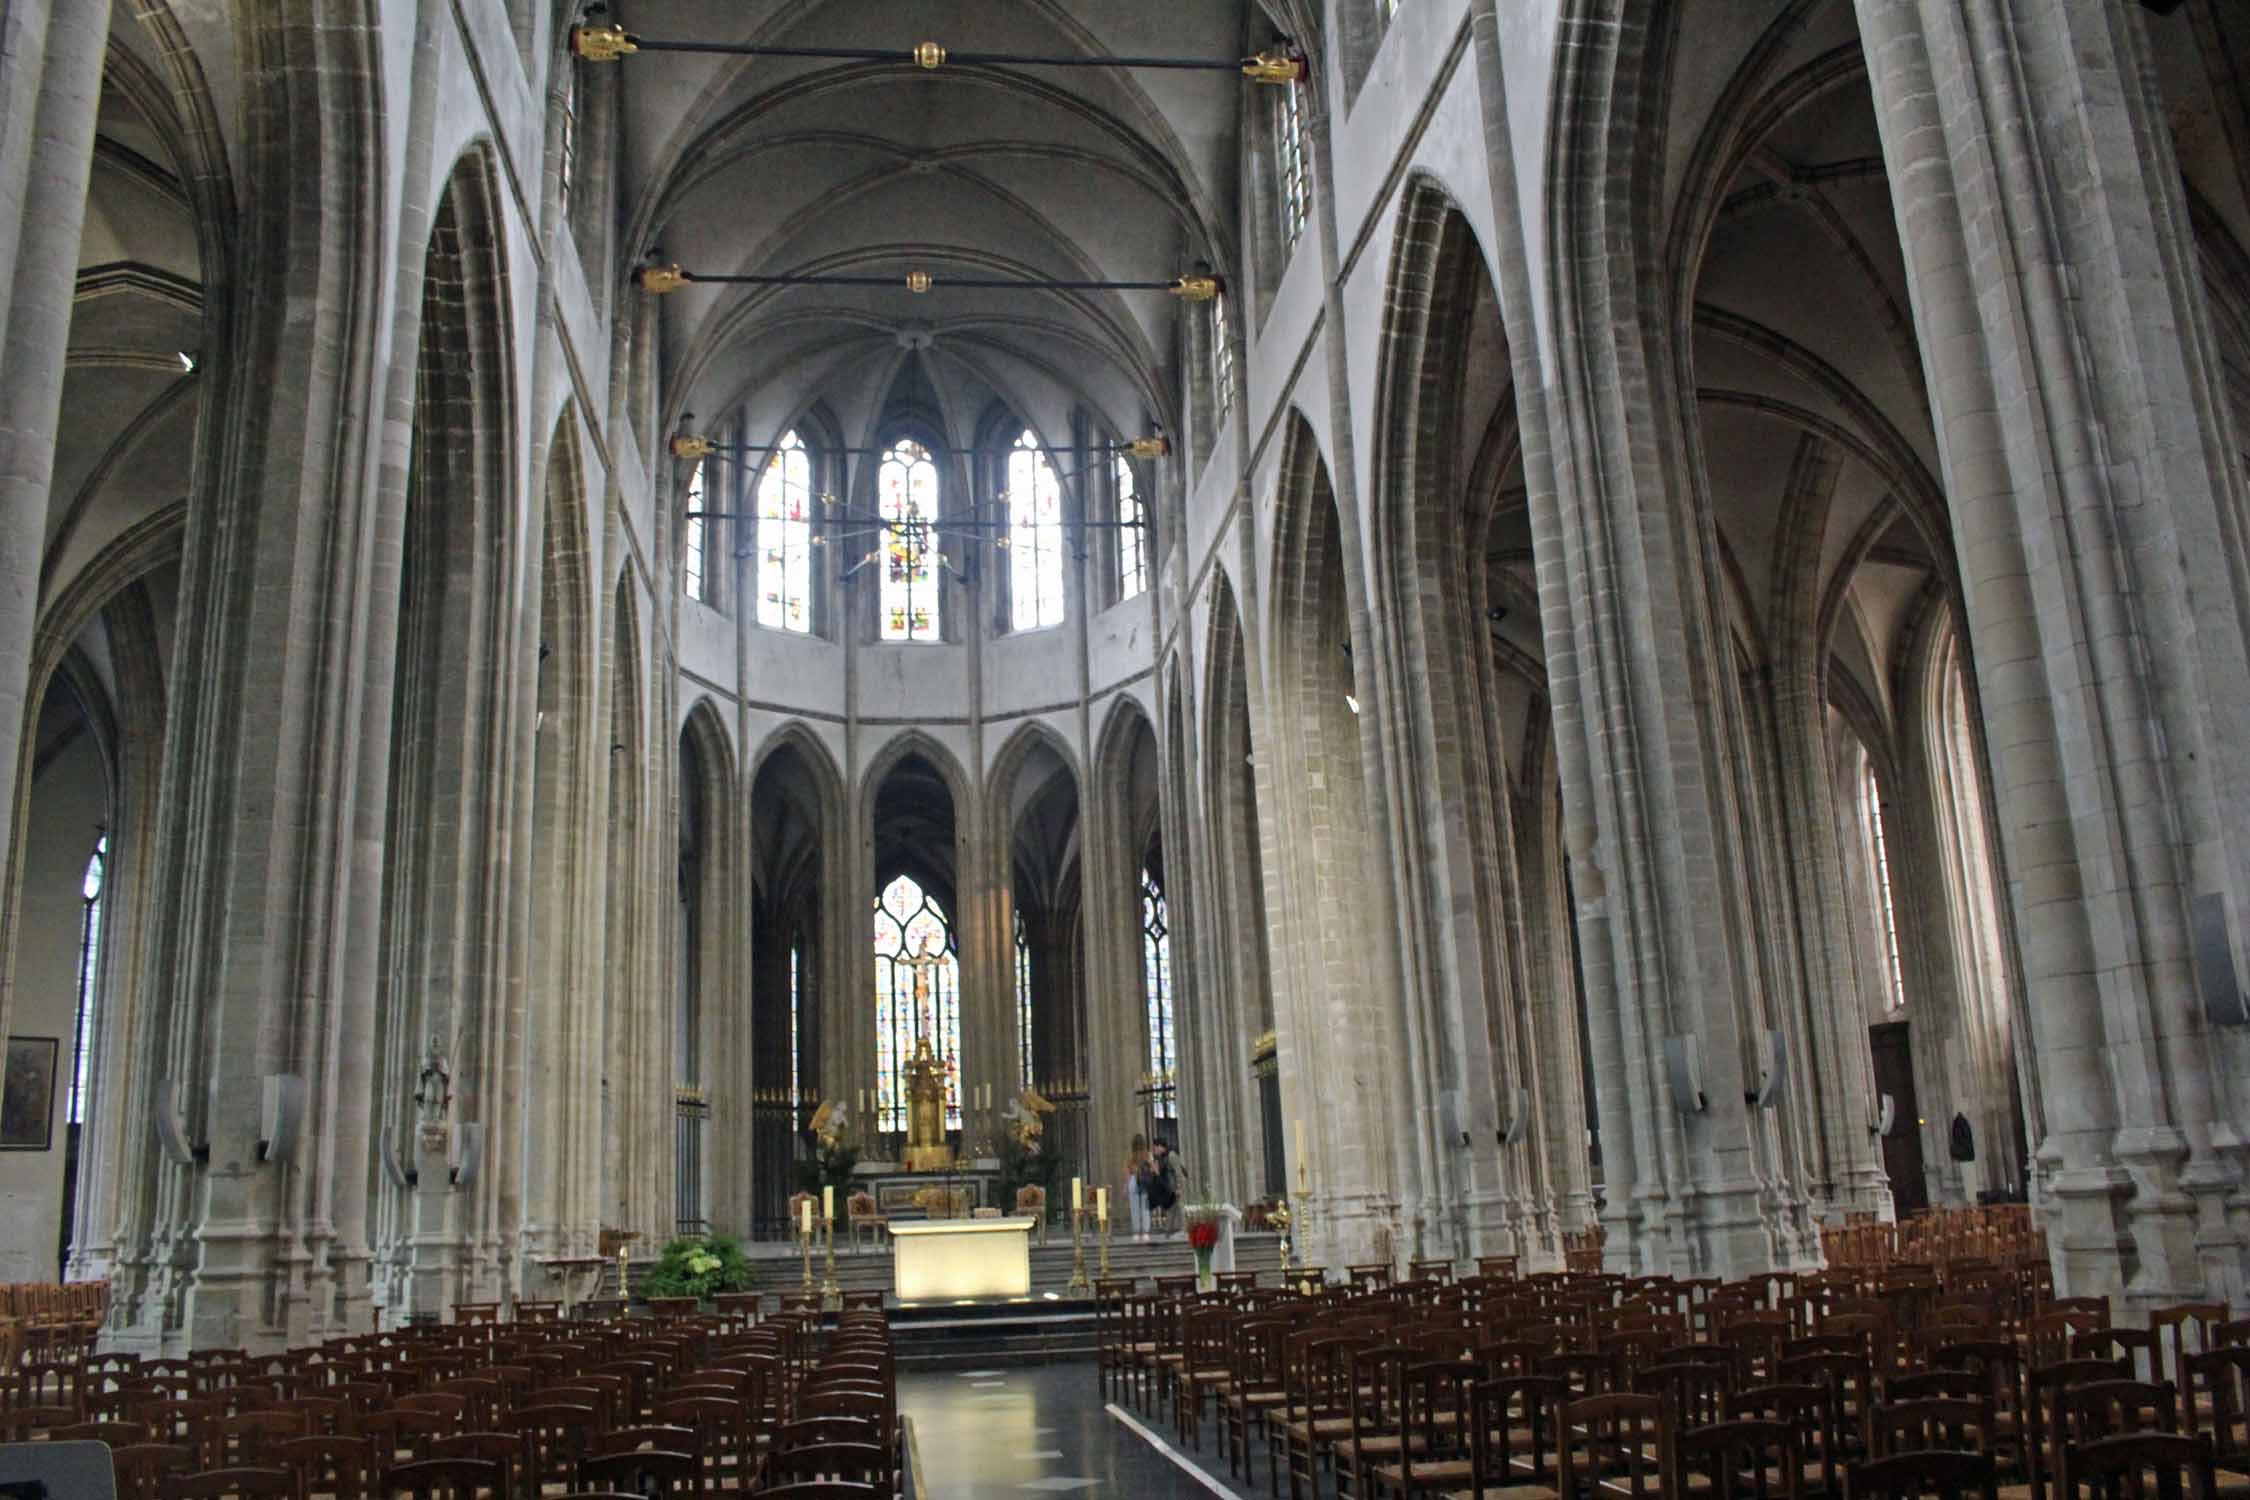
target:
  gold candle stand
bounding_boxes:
[821,1215,841,1308]
[801,1221,815,1294]
[1099,1213,1112,1280]
[1068,1207,1091,1293]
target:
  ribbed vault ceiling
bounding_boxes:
[620,1,1260,444]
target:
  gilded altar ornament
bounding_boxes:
[808,1098,848,1152]
[905,271,933,294]
[915,41,947,70]
[1168,274,1222,302]
[899,932,955,1170]
[572,22,638,62]
[1126,436,1170,460]
[1241,49,1308,84]
[670,433,715,461]
[639,263,690,294]
[1004,1085,1056,1149]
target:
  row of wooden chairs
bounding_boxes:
[0,1296,900,1498]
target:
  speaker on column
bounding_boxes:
[450,1123,485,1188]
[258,1074,305,1165]
[153,1077,199,1166]
[1498,1087,1531,1146]
[1663,1036,1707,1114]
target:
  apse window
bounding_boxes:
[878,439,942,641]
[873,874,961,1131]
[682,459,708,603]
[757,430,814,632]
[1006,430,1066,631]
[1116,454,1149,601]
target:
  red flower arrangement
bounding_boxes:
[1186,1219,1219,1253]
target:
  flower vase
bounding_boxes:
[1194,1246,1214,1292]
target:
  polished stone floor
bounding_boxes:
[902,1358,1248,1498]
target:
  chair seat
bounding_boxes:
[1285,1416,1355,1442]
[1443,1485,1559,1500]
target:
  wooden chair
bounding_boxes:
[272,1434,381,1500]
[761,1443,887,1488]
[163,1467,305,1499]
[1371,1358,1478,1497]
[2056,1432,2217,1500]
[1846,1449,2000,1500]
[579,1447,698,1497]
[113,1444,197,1500]
[1869,1397,1997,1457]
[379,1456,506,1499]
[1562,1392,1671,1500]
[1679,1418,1802,1500]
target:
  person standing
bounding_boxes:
[1146,1137,1181,1234]
[1123,1134,1153,1240]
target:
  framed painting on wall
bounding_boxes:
[0,1037,58,1151]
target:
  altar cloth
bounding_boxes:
[887,1215,1037,1302]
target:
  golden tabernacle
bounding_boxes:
[899,931,955,1171]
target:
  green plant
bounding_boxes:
[996,1133,1061,1215]
[791,1141,859,1196]
[636,1234,754,1300]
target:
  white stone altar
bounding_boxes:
[886,1215,1036,1302]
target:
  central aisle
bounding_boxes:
[900,1358,1245,1498]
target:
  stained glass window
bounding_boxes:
[1117,455,1148,601]
[1277,82,1310,248]
[873,874,960,1132]
[1142,867,1174,1095]
[1860,762,1907,1011]
[67,834,106,1127]
[757,430,813,632]
[1212,295,1236,418]
[878,440,941,641]
[683,460,708,602]
[1015,910,1034,1090]
[1006,430,1065,631]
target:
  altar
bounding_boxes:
[886,1216,1036,1302]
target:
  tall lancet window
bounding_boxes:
[878,440,941,641]
[756,430,813,632]
[1006,430,1065,631]
[68,834,107,1126]
[1142,866,1175,1112]
[1860,760,1908,1012]
[1276,80,1311,248]
[873,874,960,1132]
[1212,295,1237,418]
[1116,455,1148,601]
[1015,910,1035,1090]
[682,460,708,602]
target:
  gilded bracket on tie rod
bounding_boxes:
[572,23,638,62]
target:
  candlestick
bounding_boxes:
[1099,1207,1112,1279]
[821,1214,841,1308]
[1069,1191,1091,1294]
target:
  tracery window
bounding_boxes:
[1860,761,1908,1011]
[1276,81,1311,248]
[1212,295,1236,418]
[67,834,106,1127]
[1006,430,1065,631]
[873,874,960,1132]
[756,430,814,632]
[1142,866,1174,1106]
[683,460,708,602]
[1015,910,1034,1090]
[878,440,941,641]
[1116,455,1148,601]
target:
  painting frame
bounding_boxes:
[0,1036,59,1152]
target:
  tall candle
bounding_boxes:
[1097,1187,1109,1225]
[822,1184,834,1223]
[1073,1176,1083,1212]
[800,1199,812,1237]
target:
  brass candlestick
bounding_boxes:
[1099,1213,1112,1279]
[801,1221,815,1294]
[821,1215,841,1308]
[1068,1207,1091,1293]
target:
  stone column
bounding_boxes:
[1856,0,2250,1305]
[0,0,113,1031]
